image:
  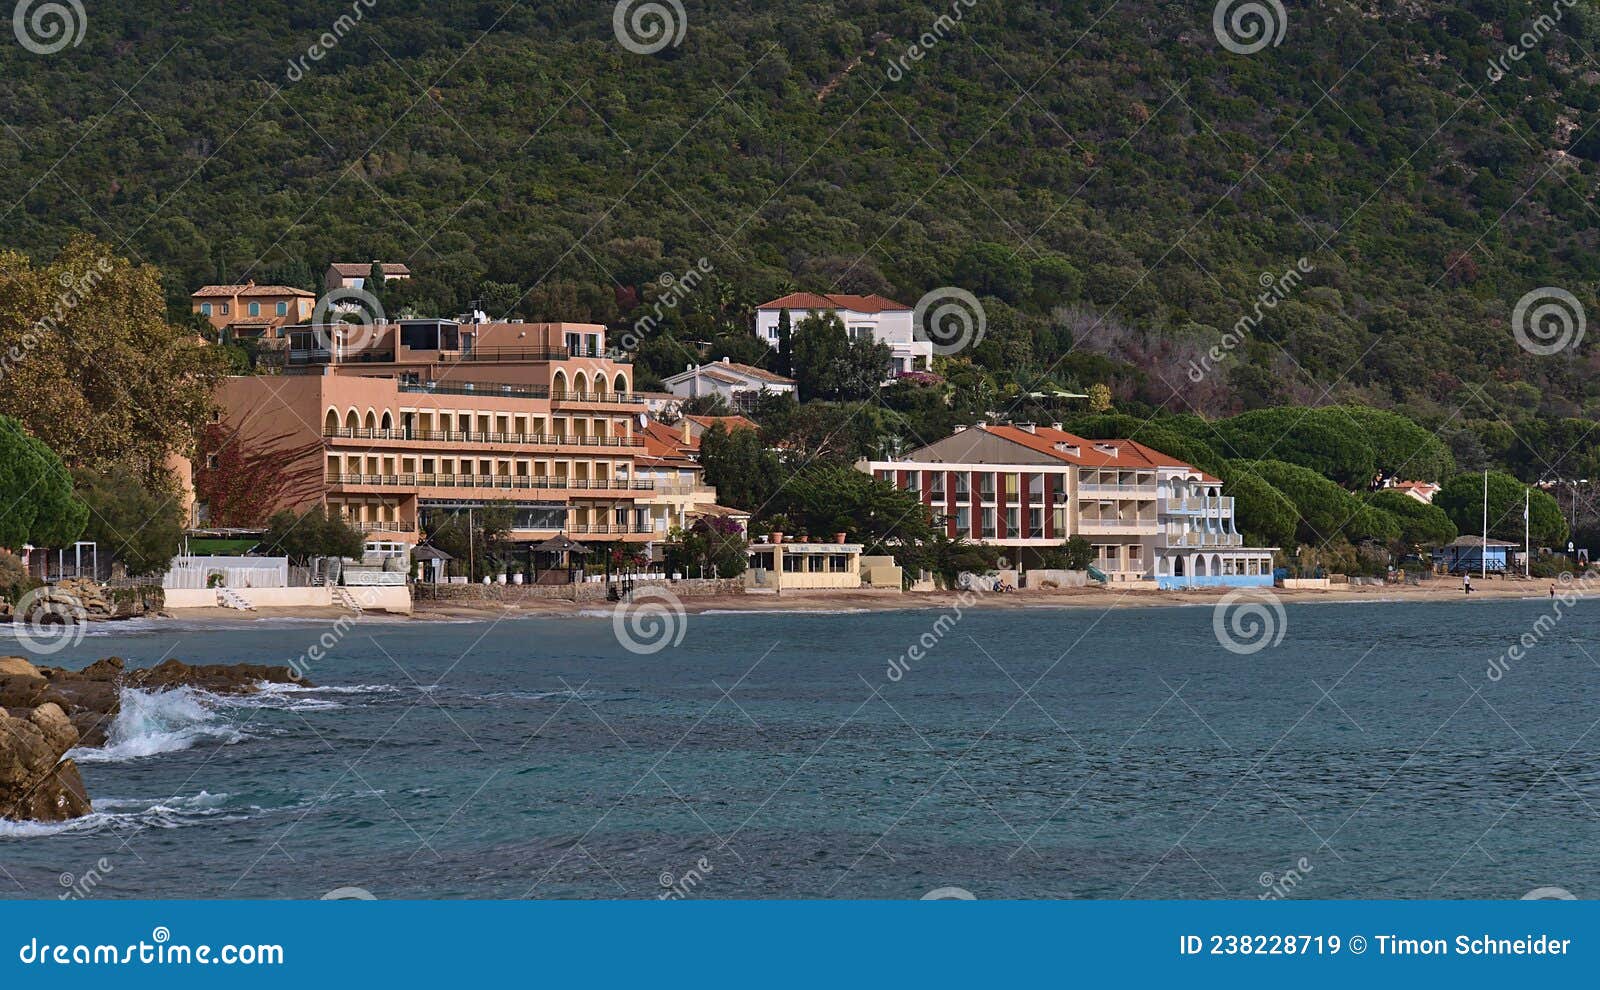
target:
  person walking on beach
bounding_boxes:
[1463,573,1472,595]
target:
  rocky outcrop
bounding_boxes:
[0,702,92,822]
[0,655,306,823]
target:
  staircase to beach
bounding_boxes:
[331,586,364,614]
[216,587,255,611]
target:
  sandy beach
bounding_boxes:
[144,577,1581,623]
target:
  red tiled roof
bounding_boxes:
[687,415,759,433]
[192,284,315,298]
[329,262,411,277]
[757,292,910,314]
[978,425,1217,479]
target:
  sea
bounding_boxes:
[1,597,1596,900]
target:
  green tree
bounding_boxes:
[1061,535,1095,570]
[699,423,782,511]
[1328,406,1456,482]
[1365,490,1458,547]
[1241,459,1385,546]
[774,307,793,377]
[74,465,184,577]
[0,415,88,549]
[0,238,226,475]
[767,464,936,550]
[1217,467,1298,549]
[1213,408,1377,489]
[1435,472,1567,547]
[260,507,366,565]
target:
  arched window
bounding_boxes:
[380,411,393,431]
[614,372,628,395]
[364,410,377,431]
[573,371,589,396]
[325,409,339,434]
[552,370,568,396]
[344,409,359,431]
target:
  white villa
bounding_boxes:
[661,358,797,408]
[755,292,933,379]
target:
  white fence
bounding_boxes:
[160,556,290,590]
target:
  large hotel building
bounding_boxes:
[208,319,661,554]
[862,423,1277,588]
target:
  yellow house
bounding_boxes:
[745,540,862,592]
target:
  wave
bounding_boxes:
[69,687,250,763]
[0,791,245,838]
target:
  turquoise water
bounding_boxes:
[1,599,1596,899]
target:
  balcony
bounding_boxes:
[1161,495,1235,515]
[1078,518,1157,533]
[570,524,659,535]
[1079,483,1159,497]
[399,381,550,399]
[288,348,396,366]
[323,428,644,448]
[550,389,645,405]
[350,520,418,534]
[327,473,655,492]
[1163,530,1245,548]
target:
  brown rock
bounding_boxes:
[0,704,86,822]
[1,655,305,822]
[5,759,92,821]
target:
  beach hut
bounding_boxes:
[411,543,452,584]
[531,535,592,585]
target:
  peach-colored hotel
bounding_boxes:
[214,318,658,551]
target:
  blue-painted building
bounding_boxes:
[1437,536,1516,574]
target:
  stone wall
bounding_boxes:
[413,578,743,603]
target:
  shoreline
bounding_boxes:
[141,579,1581,623]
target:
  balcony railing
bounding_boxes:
[327,473,655,491]
[350,520,417,533]
[399,381,550,399]
[1163,531,1245,548]
[570,524,659,535]
[1079,483,1159,495]
[446,346,633,364]
[323,428,644,448]
[549,389,645,405]
[288,349,396,365]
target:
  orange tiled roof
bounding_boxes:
[687,415,759,433]
[329,262,411,277]
[192,284,315,298]
[757,292,909,314]
[978,425,1219,480]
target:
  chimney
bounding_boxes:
[683,418,692,445]
[1051,422,1063,431]
[722,356,731,363]
[1016,422,1036,433]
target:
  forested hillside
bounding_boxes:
[5,1,1600,452]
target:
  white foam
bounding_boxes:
[69,687,248,763]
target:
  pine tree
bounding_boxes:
[775,308,793,377]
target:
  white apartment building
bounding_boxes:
[754,293,933,379]
[861,423,1276,587]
